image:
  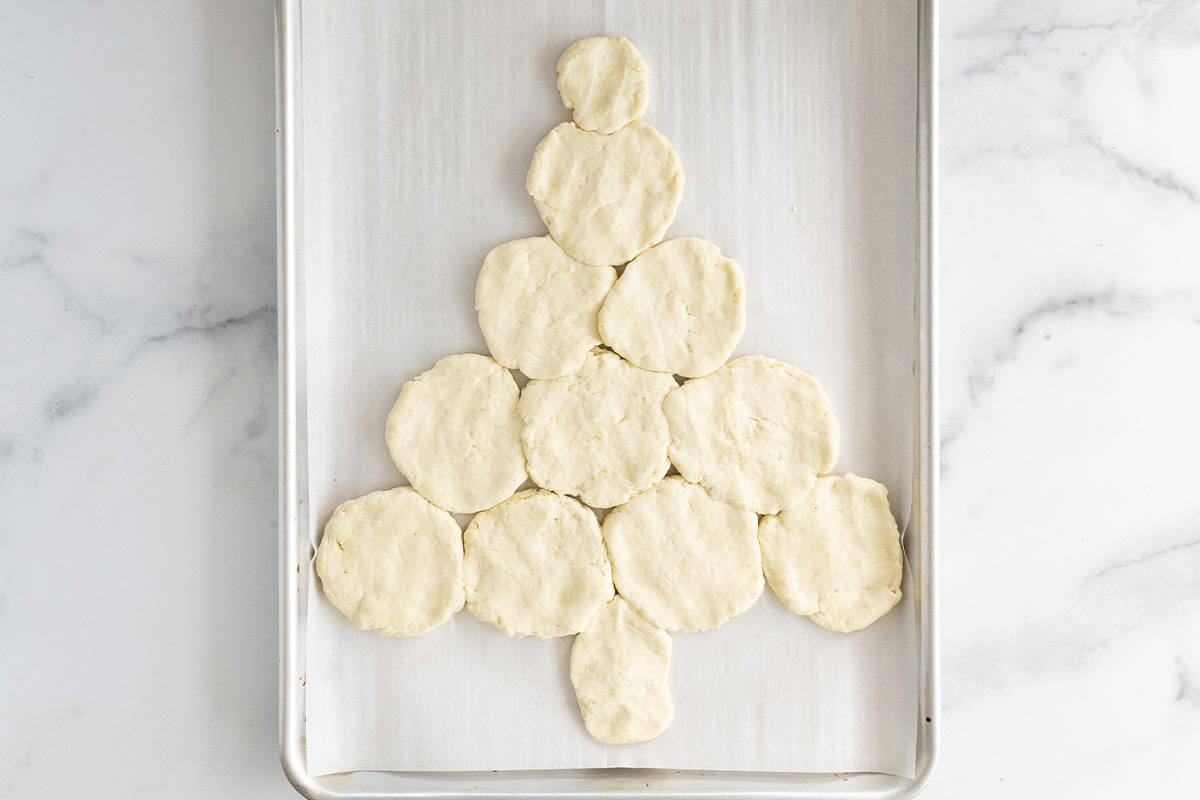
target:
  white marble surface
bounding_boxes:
[1,0,1197,797]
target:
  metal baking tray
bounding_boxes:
[278,0,937,796]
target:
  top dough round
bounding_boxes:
[570,596,673,744]
[475,236,617,379]
[758,474,903,633]
[314,487,464,637]
[602,477,763,632]
[527,121,684,267]
[599,237,746,377]
[519,349,676,508]
[385,353,527,514]
[663,355,839,514]
[463,489,614,637]
[555,36,649,134]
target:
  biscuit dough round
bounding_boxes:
[603,477,763,632]
[758,474,903,633]
[570,596,673,744]
[475,236,617,379]
[519,349,676,508]
[463,490,614,637]
[599,237,746,377]
[385,353,527,514]
[663,355,839,514]
[314,487,464,637]
[527,121,683,267]
[556,36,649,134]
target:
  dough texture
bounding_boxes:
[555,36,649,134]
[385,353,527,513]
[570,596,673,744]
[599,237,746,377]
[463,490,614,637]
[314,487,464,637]
[519,349,676,508]
[603,477,763,632]
[663,355,839,514]
[475,236,617,379]
[527,121,684,267]
[758,474,903,633]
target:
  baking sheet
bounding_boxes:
[297,0,919,779]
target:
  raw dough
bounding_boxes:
[603,477,763,632]
[570,596,673,744]
[758,474,903,633]
[556,35,649,134]
[385,353,527,514]
[463,489,614,637]
[475,236,617,379]
[663,355,839,514]
[519,349,676,508]
[526,121,683,267]
[599,237,746,377]
[314,487,464,637]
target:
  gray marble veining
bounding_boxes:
[1,0,1198,797]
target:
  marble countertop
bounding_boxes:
[2,0,1197,797]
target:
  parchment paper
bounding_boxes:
[299,0,919,778]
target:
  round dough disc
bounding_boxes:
[314,487,464,637]
[475,236,617,379]
[526,121,684,267]
[463,490,614,637]
[599,237,746,377]
[603,477,763,632]
[385,353,527,514]
[519,349,676,508]
[758,474,903,633]
[663,355,839,514]
[555,36,649,134]
[570,596,673,744]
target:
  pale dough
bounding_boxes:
[663,355,839,514]
[463,489,614,637]
[475,236,617,379]
[519,348,676,508]
[598,237,746,377]
[603,477,763,632]
[556,35,649,134]
[314,487,464,637]
[385,353,527,514]
[758,474,903,633]
[570,596,673,744]
[526,121,684,267]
